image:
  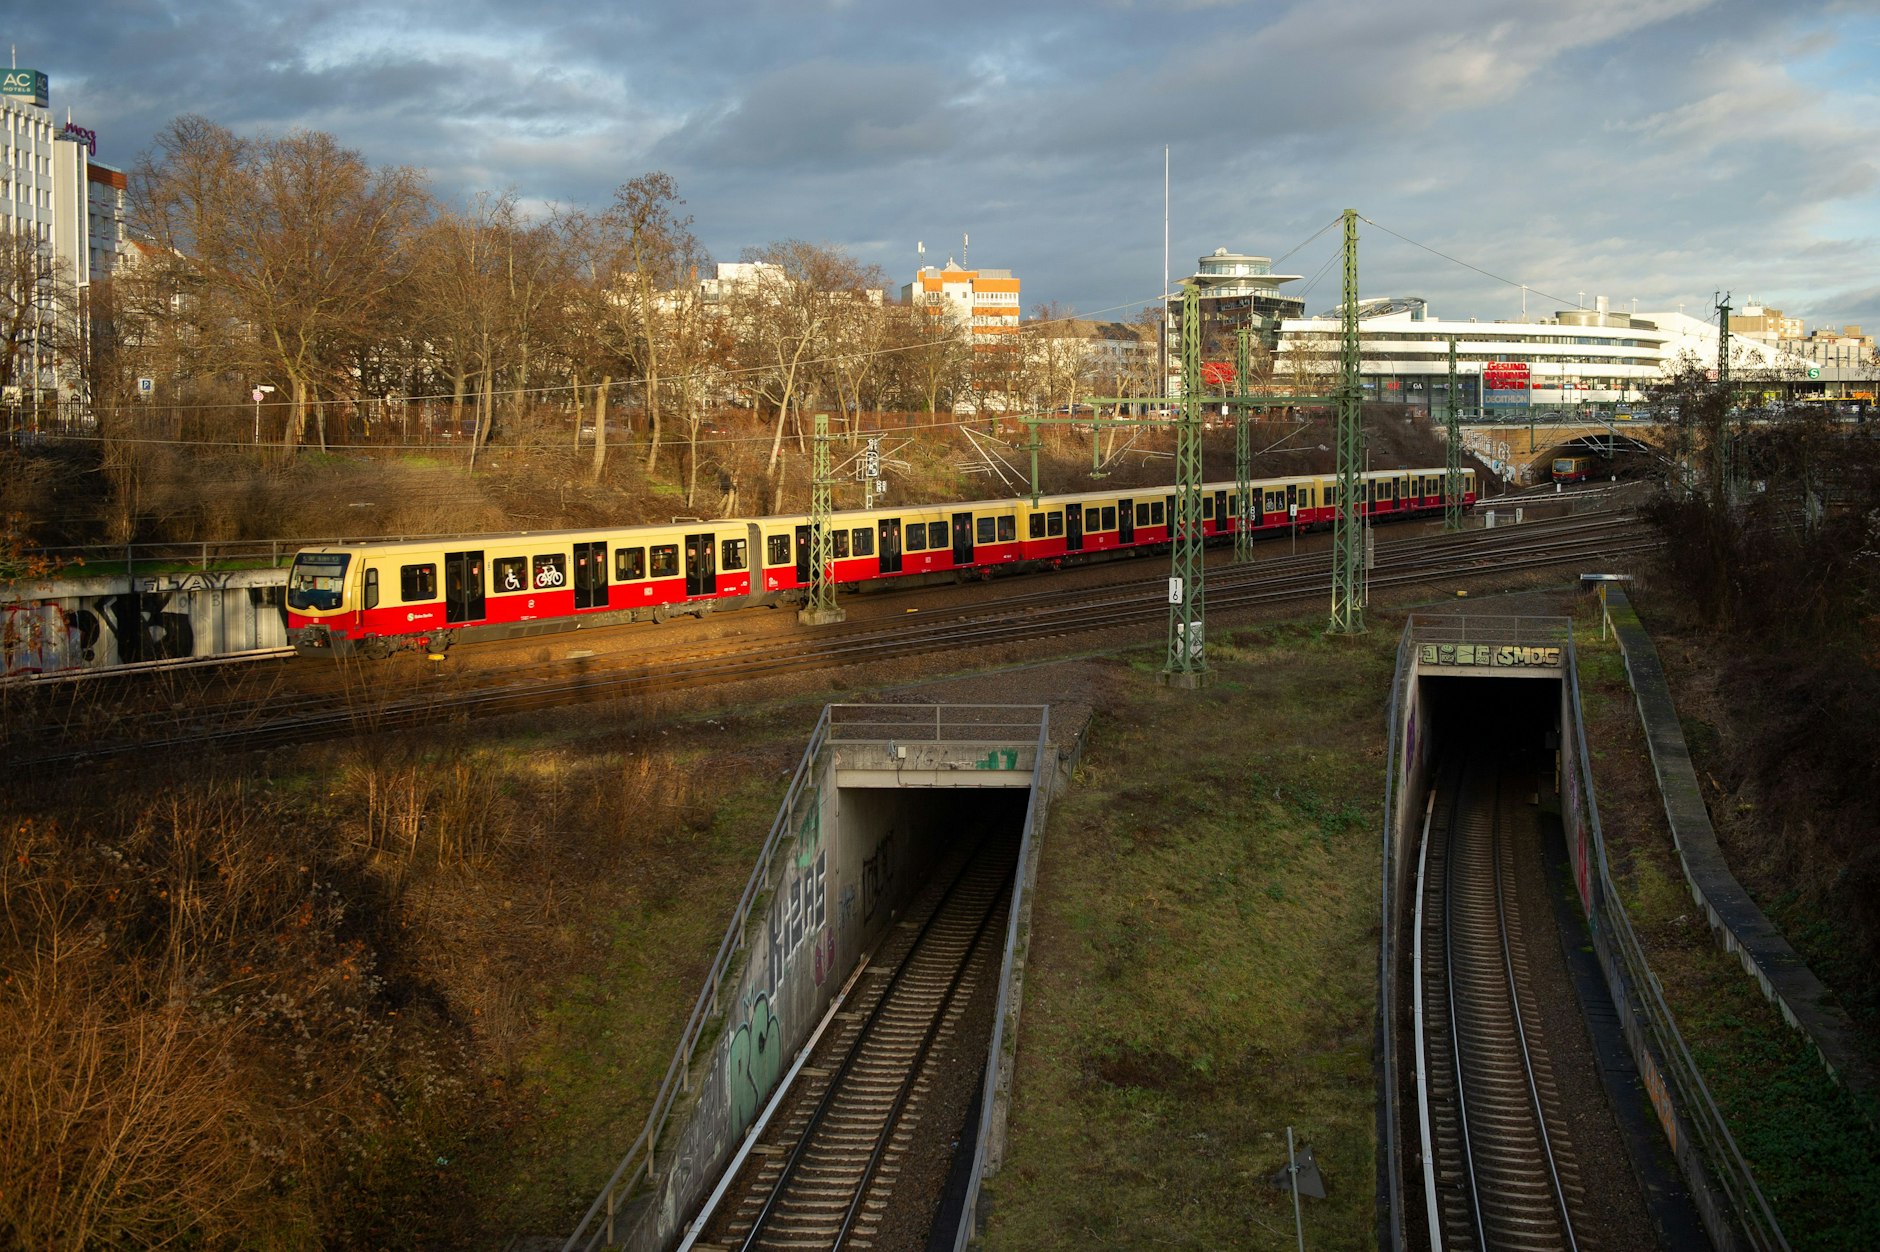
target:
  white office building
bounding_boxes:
[3,66,125,402]
[1276,296,1800,413]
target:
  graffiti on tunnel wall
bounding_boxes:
[1,583,287,676]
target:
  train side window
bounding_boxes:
[976,516,995,544]
[1101,506,1116,531]
[766,534,791,566]
[650,544,679,578]
[851,528,873,557]
[908,525,928,551]
[400,563,436,601]
[364,567,380,609]
[1136,502,1151,526]
[1047,511,1063,537]
[494,556,527,592]
[1203,498,1215,519]
[997,515,1016,542]
[1151,501,1164,525]
[532,553,567,589]
[833,530,850,558]
[722,538,748,571]
[614,548,646,581]
[1027,514,1044,540]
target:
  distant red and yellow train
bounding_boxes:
[286,467,1475,656]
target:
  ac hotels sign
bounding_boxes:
[1,69,49,108]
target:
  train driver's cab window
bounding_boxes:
[997,515,1016,542]
[531,553,567,589]
[1047,511,1063,537]
[650,544,679,578]
[401,562,436,602]
[722,538,748,571]
[767,534,791,566]
[976,516,996,544]
[832,530,850,558]
[493,556,527,592]
[850,528,874,557]
[287,551,350,611]
[909,524,929,551]
[614,547,646,581]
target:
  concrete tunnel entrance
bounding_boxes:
[589,705,1052,1252]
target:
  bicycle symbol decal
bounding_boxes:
[535,566,565,588]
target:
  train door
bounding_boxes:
[796,525,812,583]
[878,519,902,574]
[685,532,716,597]
[1118,498,1135,545]
[444,550,485,623]
[1213,491,1228,534]
[951,512,973,564]
[572,540,607,609]
[1252,489,1265,528]
[1064,503,1084,552]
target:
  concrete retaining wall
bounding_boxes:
[2,569,288,675]
[1604,588,1874,1109]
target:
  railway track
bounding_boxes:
[686,830,1017,1252]
[1416,761,1587,1251]
[5,508,1657,765]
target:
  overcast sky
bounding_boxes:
[17,0,1880,330]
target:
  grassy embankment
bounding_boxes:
[1574,615,1880,1252]
[986,621,1396,1251]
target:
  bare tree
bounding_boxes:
[597,173,701,473]
[730,241,884,500]
[134,116,429,451]
[0,231,77,396]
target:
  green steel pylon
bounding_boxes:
[1163,284,1209,687]
[798,412,845,625]
[1716,292,1736,501]
[1445,336,1463,532]
[1234,328,1254,563]
[1330,208,1366,635]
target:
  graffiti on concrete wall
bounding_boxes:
[769,849,826,992]
[862,831,898,925]
[727,992,782,1139]
[0,601,81,673]
[1,582,288,676]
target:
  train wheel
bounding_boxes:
[652,604,670,624]
[361,637,394,660]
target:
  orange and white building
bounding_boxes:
[902,261,1020,351]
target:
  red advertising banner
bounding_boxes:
[1483,362,1531,389]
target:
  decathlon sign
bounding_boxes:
[1,69,49,108]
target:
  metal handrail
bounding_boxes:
[562,705,835,1252]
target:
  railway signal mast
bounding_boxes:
[1329,209,1366,635]
[1164,283,1209,687]
[800,412,845,625]
[1446,337,1463,532]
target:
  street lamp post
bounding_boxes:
[252,384,276,443]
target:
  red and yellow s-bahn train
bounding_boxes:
[286,466,1475,657]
